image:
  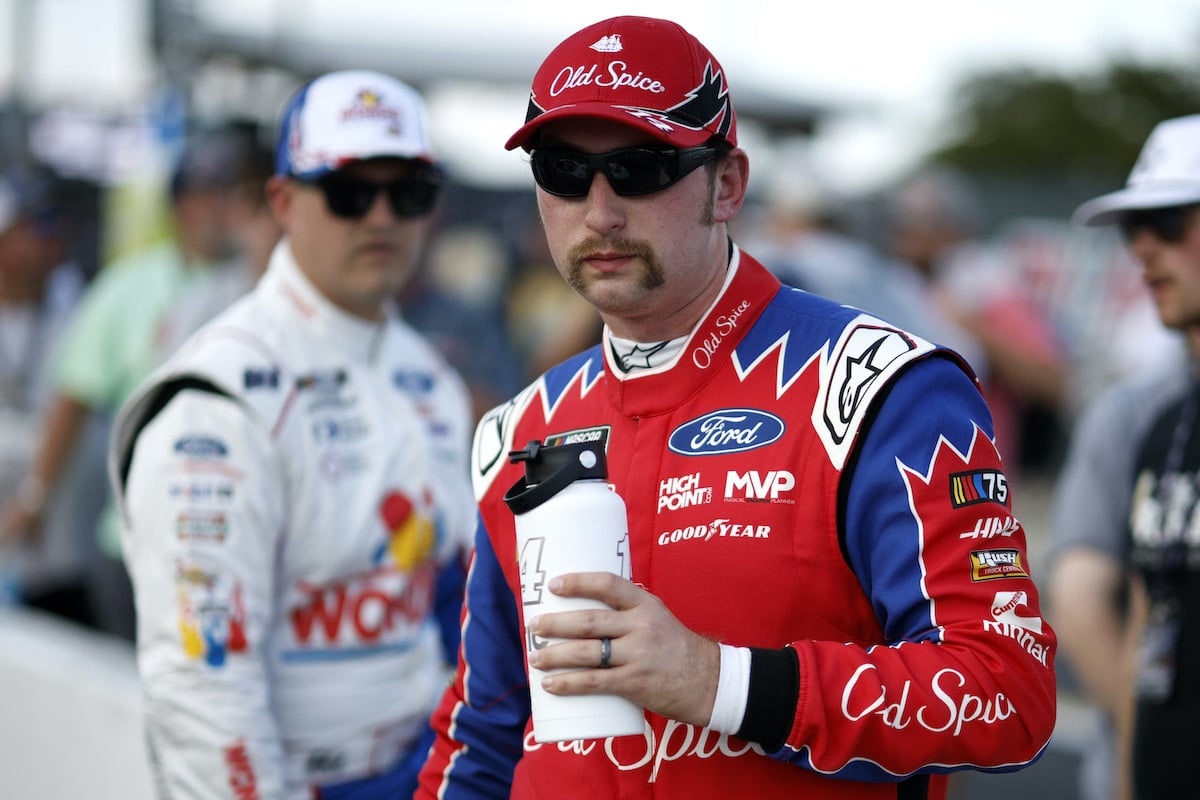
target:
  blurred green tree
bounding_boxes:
[919,57,1200,220]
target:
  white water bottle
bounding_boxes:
[504,437,645,743]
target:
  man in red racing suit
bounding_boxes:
[418,15,1055,799]
[418,244,1056,797]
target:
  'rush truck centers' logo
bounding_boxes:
[668,409,784,456]
[970,549,1029,581]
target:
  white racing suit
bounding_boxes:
[110,241,476,799]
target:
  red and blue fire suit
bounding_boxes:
[418,246,1055,799]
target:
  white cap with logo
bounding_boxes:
[1075,114,1200,227]
[275,69,435,180]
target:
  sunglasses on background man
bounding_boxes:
[299,168,443,220]
[1119,204,1200,244]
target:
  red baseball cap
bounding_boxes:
[506,16,738,152]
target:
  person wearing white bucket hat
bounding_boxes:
[1050,113,1200,800]
[1075,114,1200,227]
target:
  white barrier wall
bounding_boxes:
[0,606,154,800]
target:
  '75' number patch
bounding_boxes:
[950,469,1008,508]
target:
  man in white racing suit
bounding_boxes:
[109,70,475,799]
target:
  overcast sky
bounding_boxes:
[1,0,1198,193]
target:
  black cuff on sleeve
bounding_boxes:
[734,646,799,752]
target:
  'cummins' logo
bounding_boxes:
[984,590,1050,667]
[668,409,784,456]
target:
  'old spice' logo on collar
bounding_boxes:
[549,62,668,97]
[692,299,751,368]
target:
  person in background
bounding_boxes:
[400,223,526,422]
[418,15,1055,799]
[0,128,255,640]
[749,156,987,374]
[881,167,1069,476]
[109,69,476,799]
[156,128,280,356]
[0,164,101,624]
[505,209,603,380]
[1049,113,1200,800]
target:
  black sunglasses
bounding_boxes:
[299,170,442,220]
[530,145,721,198]
[1119,204,1199,244]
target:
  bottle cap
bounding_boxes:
[503,439,608,514]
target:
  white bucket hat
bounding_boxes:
[1074,114,1200,227]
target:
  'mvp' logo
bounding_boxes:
[668,408,784,456]
[726,470,795,501]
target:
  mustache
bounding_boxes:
[566,237,654,270]
[565,237,665,294]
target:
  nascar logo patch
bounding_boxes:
[950,469,1009,508]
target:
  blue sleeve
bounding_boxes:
[843,354,998,645]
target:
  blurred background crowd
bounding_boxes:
[2,2,1200,797]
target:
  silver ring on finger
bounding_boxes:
[599,636,612,669]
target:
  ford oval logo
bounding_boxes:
[393,369,435,394]
[668,408,785,456]
[173,436,228,458]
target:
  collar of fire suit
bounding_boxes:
[262,239,390,363]
[601,245,782,417]
[607,334,686,374]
